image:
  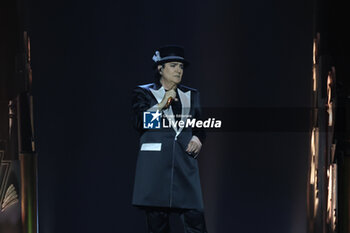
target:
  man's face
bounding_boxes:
[159,62,184,84]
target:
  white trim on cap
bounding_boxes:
[158,55,185,61]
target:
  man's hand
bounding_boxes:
[186,136,202,157]
[158,89,177,110]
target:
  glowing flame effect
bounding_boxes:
[327,73,333,126]
[327,164,337,231]
[310,128,319,217]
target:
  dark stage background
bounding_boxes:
[26,0,313,232]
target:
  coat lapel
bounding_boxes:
[149,84,192,136]
[150,86,177,133]
[177,88,191,135]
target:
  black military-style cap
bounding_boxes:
[152,45,190,68]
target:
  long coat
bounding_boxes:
[131,82,205,210]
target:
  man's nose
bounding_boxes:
[175,66,181,72]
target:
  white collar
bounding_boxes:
[150,85,191,135]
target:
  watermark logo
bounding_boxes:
[143,110,222,129]
[163,118,221,129]
[143,110,162,129]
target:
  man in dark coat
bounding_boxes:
[132,45,208,233]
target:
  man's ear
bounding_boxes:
[157,64,163,73]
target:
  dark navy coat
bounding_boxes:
[131,83,205,210]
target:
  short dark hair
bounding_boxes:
[154,64,165,83]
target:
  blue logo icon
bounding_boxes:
[143,110,162,129]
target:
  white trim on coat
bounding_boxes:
[140,143,162,151]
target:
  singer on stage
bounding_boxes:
[131,45,208,233]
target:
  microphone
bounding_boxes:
[164,97,173,109]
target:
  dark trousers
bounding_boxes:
[145,207,208,233]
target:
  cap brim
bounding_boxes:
[153,58,190,69]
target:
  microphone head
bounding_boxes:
[165,97,173,108]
